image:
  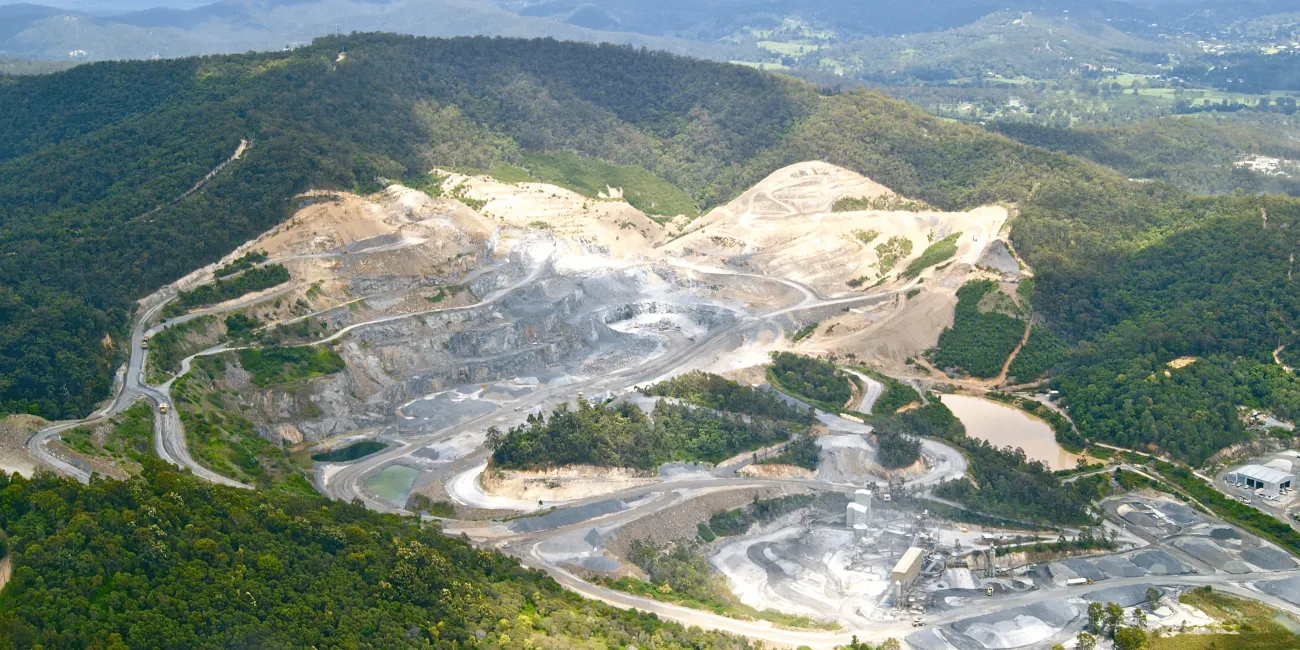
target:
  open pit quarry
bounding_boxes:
[25,160,1300,648]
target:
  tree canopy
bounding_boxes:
[0,461,752,649]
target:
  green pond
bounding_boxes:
[365,465,421,507]
[312,440,387,463]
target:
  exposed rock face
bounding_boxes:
[236,256,737,445]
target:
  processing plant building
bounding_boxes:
[1226,464,1295,498]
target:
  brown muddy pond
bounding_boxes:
[942,394,1079,471]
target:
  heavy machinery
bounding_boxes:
[159,402,169,414]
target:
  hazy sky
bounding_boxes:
[6,0,215,15]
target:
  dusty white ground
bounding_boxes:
[0,415,44,477]
[482,465,660,502]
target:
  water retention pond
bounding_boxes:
[942,394,1078,471]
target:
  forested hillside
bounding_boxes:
[7,33,1300,467]
[992,117,1300,196]
[0,460,752,649]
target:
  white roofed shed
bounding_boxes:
[1227,464,1295,497]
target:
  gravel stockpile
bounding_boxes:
[1129,550,1190,575]
[1242,546,1297,571]
[975,240,1020,276]
[1257,576,1300,605]
[926,600,1080,650]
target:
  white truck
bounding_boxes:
[1066,577,1093,587]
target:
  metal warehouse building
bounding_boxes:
[1227,465,1295,497]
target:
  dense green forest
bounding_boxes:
[0,462,752,649]
[1006,327,1069,384]
[768,352,852,407]
[641,371,814,424]
[932,281,1025,378]
[487,399,795,470]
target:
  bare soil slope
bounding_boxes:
[439,171,667,259]
[660,161,1007,298]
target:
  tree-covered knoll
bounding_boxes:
[874,430,921,469]
[932,281,1025,378]
[213,250,269,278]
[768,352,852,407]
[640,371,814,425]
[705,494,815,538]
[487,399,795,471]
[0,461,752,649]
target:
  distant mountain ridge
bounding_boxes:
[0,0,748,61]
[2,0,1294,64]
